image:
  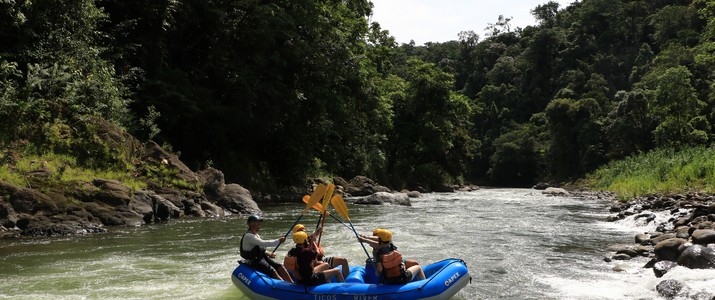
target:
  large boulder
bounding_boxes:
[93,179,133,207]
[355,192,411,206]
[345,176,391,196]
[654,238,687,261]
[677,244,715,269]
[197,168,260,215]
[691,229,715,245]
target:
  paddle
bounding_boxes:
[331,194,371,260]
[316,183,335,246]
[271,184,327,254]
[302,196,351,230]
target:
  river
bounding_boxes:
[1,188,714,299]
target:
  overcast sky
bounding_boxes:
[368,0,578,45]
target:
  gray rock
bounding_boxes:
[355,192,411,206]
[691,229,715,245]
[656,279,684,299]
[653,261,678,278]
[677,244,715,269]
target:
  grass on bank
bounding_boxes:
[0,150,147,191]
[586,146,715,200]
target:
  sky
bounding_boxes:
[369,0,577,45]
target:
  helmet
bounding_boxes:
[377,229,392,242]
[293,224,306,233]
[372,228,383,236]
[247,215,263,224]
[293,231,308,244]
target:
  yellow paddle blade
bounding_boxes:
[302,195,324,212]
[331,194,350,221]
[305,184,327,212]
[320,183,335,213]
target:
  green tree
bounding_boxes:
[650,66,708,146]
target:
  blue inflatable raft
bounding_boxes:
[231,258,470,300]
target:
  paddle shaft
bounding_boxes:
[271,213,304,254]
[349,220,372,260]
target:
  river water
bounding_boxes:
[1,188,714,299]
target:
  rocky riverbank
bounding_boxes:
[603,193,715,299]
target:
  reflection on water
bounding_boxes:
[1,188,713,299]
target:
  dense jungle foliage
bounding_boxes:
[1,0,715,192]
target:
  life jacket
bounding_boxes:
[239,233,265,260]
[283,255,298,273]
[380,248,404,279]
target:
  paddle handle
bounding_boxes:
[317,211,328,246]
[271,213,304,254]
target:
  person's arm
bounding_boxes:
[242,232,282,250]
[358,234,379,248]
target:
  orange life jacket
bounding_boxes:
[283,255,298,272]
[380,250,404,278]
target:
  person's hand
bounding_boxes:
[278,236,286,243]
[267,252,276,258]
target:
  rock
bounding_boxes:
[648,233,677,246]
[215,184,260,214]
[635,233,650,244]
[130,191,157,223]
[93,179,133,207]
[656,279,685,299]
[406,191,421,198]
[691,229,715,245]
[197,168,260,215]
[355,192,411,206]
[345,176,391,196]
[653,261,678,278]
[155,197,182,221]
[542,187,570,196]
[200,201,224,217]
[616,249,639,257]
[677,244,715,269]
[654,238,687,261]
[144,141,199,185]
[612,253,632,260]
[532,182,550,190]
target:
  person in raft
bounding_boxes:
[285,231,345,285]
[291,223,350,278]
[359,228,420,270]
[239,215,294,283]
[363,229,425,284]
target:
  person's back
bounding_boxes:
[374,230,426,284]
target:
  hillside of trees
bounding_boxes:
[2,0,714,192]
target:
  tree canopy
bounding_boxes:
[2,0,714,190]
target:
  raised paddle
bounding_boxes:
[302,196,351,230]
[331,194,371,260]
[316,183,335,245]
[272,184,327,254]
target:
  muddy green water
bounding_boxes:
[2,189,714,299]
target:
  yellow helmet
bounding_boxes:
[377,229,392,242]
[372,228,383,236]
[293,231,308,244]
[293,224,306,233]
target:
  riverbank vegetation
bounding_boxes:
[2,0,715,194]
[587,146,715,200]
